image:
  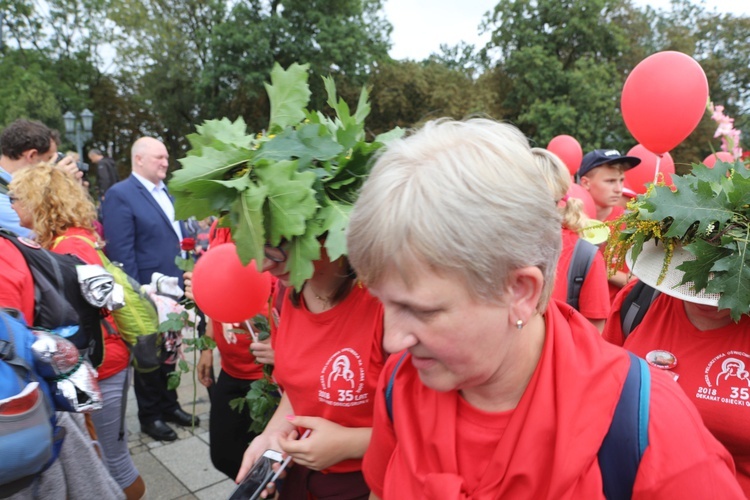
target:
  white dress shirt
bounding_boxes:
[132,172,183,241]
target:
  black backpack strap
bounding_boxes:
[385,352,409,422]
[599,352,651,500]
[620,281,661,339]
[0,175,8,195]
[566,238,598,311]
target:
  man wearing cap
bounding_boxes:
[578,149,640,222]
[578,149,641,302]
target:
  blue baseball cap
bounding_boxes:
[579,149,641,177]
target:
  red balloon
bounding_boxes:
[702,151,734,168]
[547,135,583,177]
[567,183,597,219]
[621,51,709,155]
[192,243,272,323]
[624,144,675,194]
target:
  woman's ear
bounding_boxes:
[507,266,544,325]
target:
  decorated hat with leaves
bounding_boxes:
[169,63,403,290]
[607,157,750,321]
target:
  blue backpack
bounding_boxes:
[0,309,64,496]
[385,351,650,500]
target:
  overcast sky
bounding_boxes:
[383,0,750,61]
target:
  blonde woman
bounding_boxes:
[9,163,145,500]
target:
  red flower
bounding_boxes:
[181,237,196,252]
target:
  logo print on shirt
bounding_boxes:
[318,348,369,407]
[715,358,750,387]
[696,351,750,408]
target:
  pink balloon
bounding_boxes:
[702,151,734,168]
[622,51,709,155]
[568,183,597,219]
[192,243,272,323]
[547,135,583,177]
[624,144,675,194]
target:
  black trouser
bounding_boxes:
[133,362,179,424]
[210,370,259,479]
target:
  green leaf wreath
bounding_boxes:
[169,62,403,290]
[606,158,750,320]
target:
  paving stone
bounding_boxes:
[195,478,236,500]
[150,436,225,493]
[132,450,189,500]
[129,443,148,455]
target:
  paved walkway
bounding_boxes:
[125,350,238,499]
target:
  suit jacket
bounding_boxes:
[101,174,184,287]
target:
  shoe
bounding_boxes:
[141,419,177,441]
[163,408,199,427]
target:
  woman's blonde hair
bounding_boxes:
[9,163,98,249]
[348,118,562,311]
[531,148,588,232]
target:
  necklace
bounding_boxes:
[306,284,334,306]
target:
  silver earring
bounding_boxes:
[516,319,524,330]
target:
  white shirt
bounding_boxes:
[132,172,183,241]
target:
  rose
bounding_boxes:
[181,237,196,252]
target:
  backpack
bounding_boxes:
[621,281,661,339]
[53,235,163,373]
[0,309,64,496]
[0,230,104,367]
[385,351,651,500]
[566,238,599,311]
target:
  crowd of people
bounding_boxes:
[0,115,748,499]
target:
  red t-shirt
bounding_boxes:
[0,239,35,324]
[206,223,265,380]
[273,284,385,474]
[604,280,750,496]
[364,300,743,499]
[52,228,130,380]
[552,228,610,321]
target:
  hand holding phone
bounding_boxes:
[227,449,283,500]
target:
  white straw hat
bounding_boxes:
[626,243,720,306]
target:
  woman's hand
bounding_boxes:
[237,433,277,482]
[197,349,213,388]
[250,338,275,365]
[236,393,296,486]
[183,271,194,300]
[279,416,372,471]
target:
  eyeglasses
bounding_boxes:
[7,194,18,205]
[263,243,287,263]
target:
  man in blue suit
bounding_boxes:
[102,136,198,441]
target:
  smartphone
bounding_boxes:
[227,449,284,500]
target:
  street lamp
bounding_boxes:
[63,109,94,165]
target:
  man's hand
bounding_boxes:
[53,155,84,182]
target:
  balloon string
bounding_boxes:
[653,155,662,185]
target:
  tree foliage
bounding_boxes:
[479,0,749,163]
[0,0,747,172]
